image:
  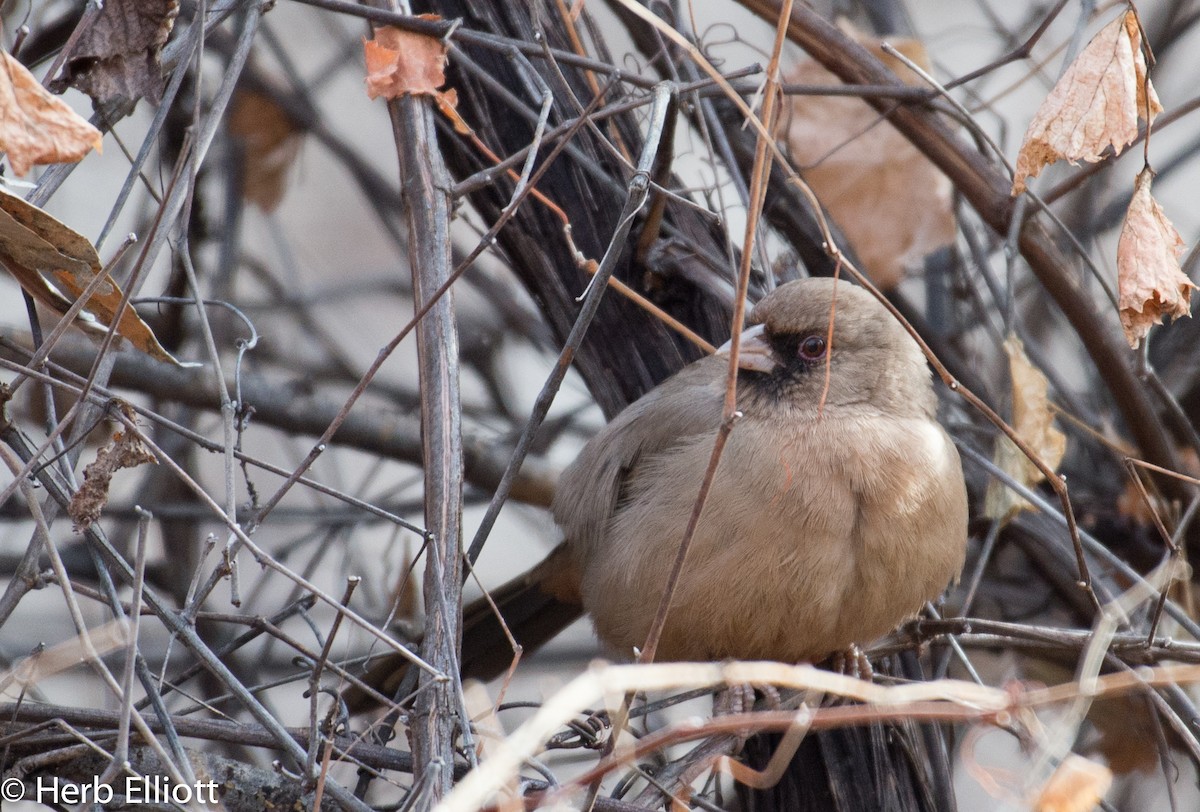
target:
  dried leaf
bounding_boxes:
[984,336,1067,519]
[0,186,182,365]
[1012,10,1161,195]
[364,23,448,100]
[983,437,1028,520]
[69,417,157,532]
[1008,336,1068,473]
[51,0,180,105]
[1086,687,1193,775]
[1034,754,1112,812]
[785,30,955,289]
[435,88,472,135]
[227,88,303,211]
[0,52,103,176]
[1117,167,1194,348]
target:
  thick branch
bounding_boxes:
[389,90,464,799]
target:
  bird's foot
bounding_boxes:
[830,644,874,680]
[713,682,756,717]
[713,683,758,745]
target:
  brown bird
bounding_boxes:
[351,277,967,704]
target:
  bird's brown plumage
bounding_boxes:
[553,277,968,662]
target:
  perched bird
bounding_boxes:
[557,275,968,664]
[351,277,968,704]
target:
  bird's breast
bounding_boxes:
[579,412,967,663]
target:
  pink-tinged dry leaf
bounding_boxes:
[1117,167,1195,348]
[0,51,102,176]
[364,22,448,100]
[983,335,1066,519]
[0,186,183,365]
[1034,754,1112,812]
[50,0,180,105]
[786,30,955,289]
[1012,9,1162,195]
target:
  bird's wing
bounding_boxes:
[553,356,727,560]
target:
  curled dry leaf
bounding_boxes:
[364,22,448,100]
[1117,167,1195,348]
[1034,753,1112,812]
[50,0,180,106]
[0,51,102,176]
[785,29,955,289]
[227,87,303,211]
[1012,9,1162,195]
[0,186,182,365]
[69,411,157,532]
[984,335,1067,519]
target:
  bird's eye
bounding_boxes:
[798,335,826,361]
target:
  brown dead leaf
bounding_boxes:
[1012,9,1161,195]
[983,437,1030,521]
[1034,754,1112,812]
[69,414,157,532]
[1008,336,1068,472]
[0,52,103,176]
[51,0,180,106]
[0,186,182,365]
[227,88,303,211]
[364,23,448,100]
[1117,167,1194,348]
[785,29,955,289]
[984,335,1067,519]
[1086,694,1173,775]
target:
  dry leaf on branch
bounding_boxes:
[69,410,157,532]
[50,0,180,106]
[227,88,303,211]
[1012,9,1161,195]
[1117,167,1194,348]
[364,22,448,100]
[1034,753,1113,812]
[0,52,102,176]
[785,29,956,289]
[984,335,1067,519]
[363,21,470,133]
[0,186,182,365]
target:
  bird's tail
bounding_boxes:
[344,541,583,711]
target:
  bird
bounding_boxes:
[349,276,968,705]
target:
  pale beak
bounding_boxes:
[716,323,777,373]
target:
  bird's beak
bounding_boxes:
[716,323,777,373]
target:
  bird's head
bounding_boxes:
[717,277,936,419]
